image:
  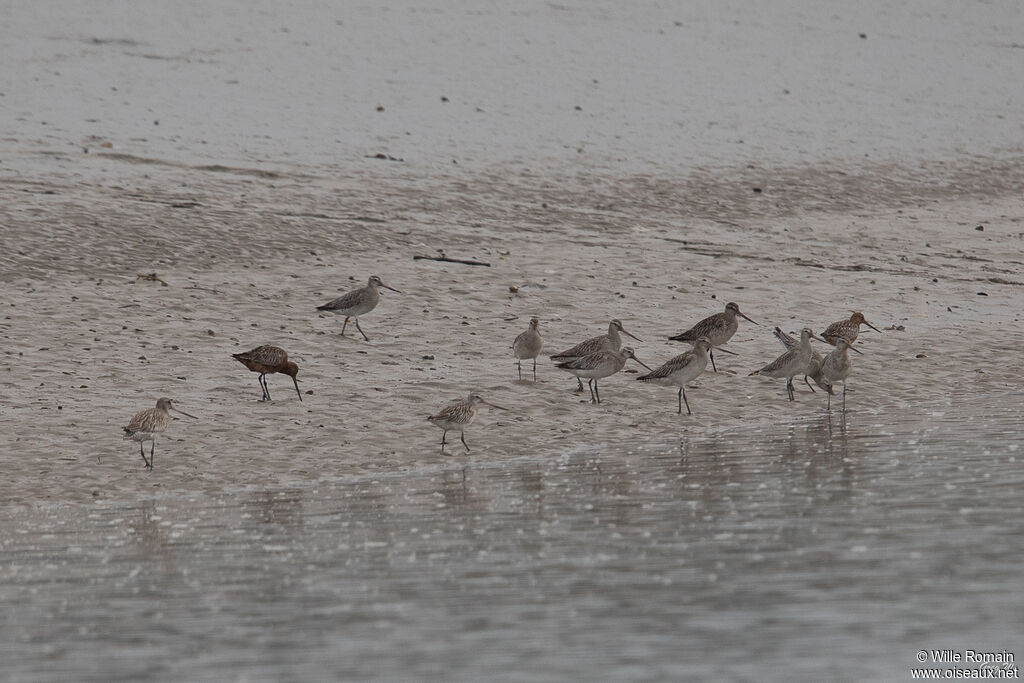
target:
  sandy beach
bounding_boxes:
[2,1,1023,679]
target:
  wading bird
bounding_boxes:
[316,275,401,341]
[428,392,508,453]
[513,317,543,381]
[821,311,881,346]
[555,347,651,404]
[122,398,197,470]
[669,302,758,372]
[232,345,302,401]
[749,328,826,401]
[637,336,736,415]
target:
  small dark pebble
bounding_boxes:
[932,278,938,283]
[422,354,435,360]
[711,294,717,299]
[441,96,449,102]
[976,225,984,231]
[916,353,926,358]
[752,187,762,193]
[977,292,988,296]
[574,105,582,111]
[859,33,867,39]
[376,105,384,111]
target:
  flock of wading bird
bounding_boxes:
[123,274,882,466]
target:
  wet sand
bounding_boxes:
[1,154,1022,505]
[2,1,1024,680]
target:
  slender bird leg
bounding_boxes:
[804,376,815,393]
[587,379,596,404]
[340,317,349,336]
[827,391,832,411]
[149,441,155,470]
[139,443,151,469]
[677,388,682,414]
[263,375,272,401]
[709,349,718,373]
[354,318,370,342]
[441,430,447,452]
[786,379,794,401]
[532,359,537,383]
[516,360,522,381]
[575,378,585,393]
[842,383,847,412]
[461,433,471,452]
[593,379,601,405]
[682,388,692,416]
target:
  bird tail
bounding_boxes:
[668,333,691,342]
[748,370,760,376]
[316,304,331,311]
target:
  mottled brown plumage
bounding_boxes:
[232,345,301,401]
[122,398,197,469]
[427,392,507,452]
[821,312,881,346]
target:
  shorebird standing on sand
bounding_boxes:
[513,317,543,381]
[821,311,881,345]
[428,392,508,453]
[669,302,758,372]
[636,336,736,415]
[122,398,197,470]
[232,345,302,401]
[820,339,863,411]
[555,347,651,405]
[549,319,641,391]
[749,328,826,401]
[316,275,401,341]
[773,327,832,395]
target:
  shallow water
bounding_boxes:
[3,393,1021,681]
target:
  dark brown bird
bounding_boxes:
[232,345,302,401]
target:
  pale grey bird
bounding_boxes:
[669,302,758,372]
[555,347,652,404]
[122,398,198,469]
[774,327,832,395]
[513,317,543,382]
[550,319,641,390]
[428,392,508,453]
[820,338,863,411]
[636,336,737,415]
[749,328,826,401]
[316,275,401,341]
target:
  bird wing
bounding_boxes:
[234,345,286,367]
[430,401,471,423]
[773,327,798,350]
[757,348,797,374]
[671,313,723,341]
[550,334,607,359]
[638,352,694,381]
[125,408,157,433]
[317,288,363,311]
[822,320,852,343]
